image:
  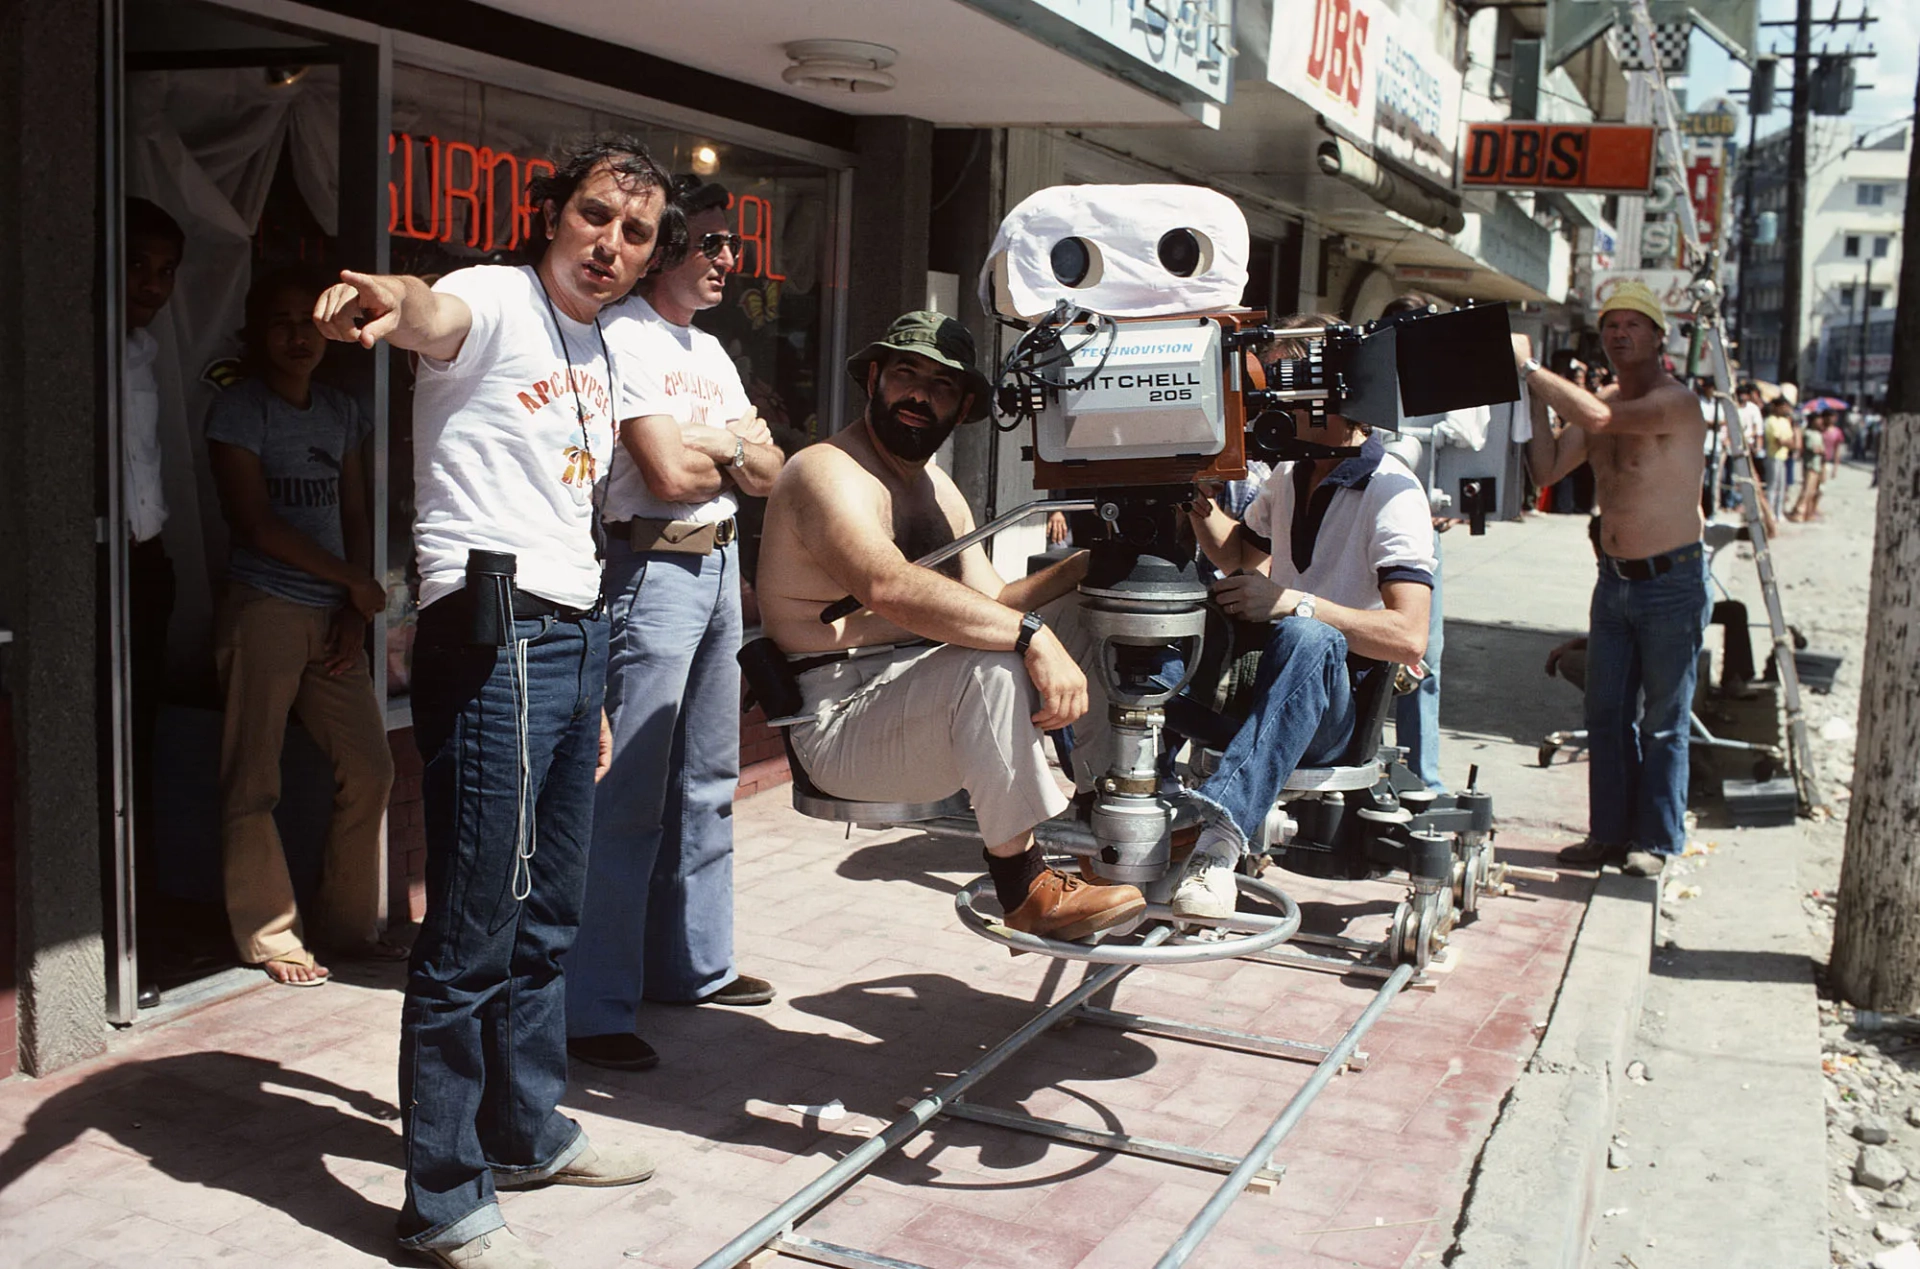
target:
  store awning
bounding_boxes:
[469,0,1220,127]
[1073,79,1555,305]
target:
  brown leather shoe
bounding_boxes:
[1003,867,1147,942]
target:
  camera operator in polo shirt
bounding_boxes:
[313,136,678,1269]
[1175,313,1435,918]
[566,177,786,1073]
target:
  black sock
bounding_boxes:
[985,846,1047,912]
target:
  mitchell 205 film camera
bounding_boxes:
[981,184,1519,486]
[970,183,1518,888]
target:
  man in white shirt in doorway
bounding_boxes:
[566,177,786,1073]
[313,135,673,1269]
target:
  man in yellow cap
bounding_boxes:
[1514,279,1709,878]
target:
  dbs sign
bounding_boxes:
[1306,0,1371,111]
[1460,123,1657,194]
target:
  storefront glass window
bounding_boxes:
[384,64,838,704]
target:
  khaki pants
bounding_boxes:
[790,596,1111,848]
[214,585,394,963]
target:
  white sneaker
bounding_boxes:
[1170,831,1241,919]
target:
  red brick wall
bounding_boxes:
[383,705,791,926]
[0,690,17,1079]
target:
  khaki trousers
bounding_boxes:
[213,585,395,963]
[790,596,1111,849]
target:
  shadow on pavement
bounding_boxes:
[1652,945,1816,985]
[0,1051,403,1260]
[569,967,1161,1190]
[1441,619,1587,748]
[837,829,980,895]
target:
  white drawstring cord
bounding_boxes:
[509,634,537,902]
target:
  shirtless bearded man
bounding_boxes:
[757,312,1146,938]
[1518,281,1709,877]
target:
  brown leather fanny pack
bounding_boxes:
[616,516,737,555]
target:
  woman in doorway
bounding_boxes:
[206,268,397,986]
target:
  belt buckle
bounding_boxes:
[715,518,736,547]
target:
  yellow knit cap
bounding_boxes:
[1597,279,1668,333]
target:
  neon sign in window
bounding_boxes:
[389,132,785,279]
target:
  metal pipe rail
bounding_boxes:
[1154,961,1420,1269]
[692,932,1416,1269]
[692,926,1175,1269]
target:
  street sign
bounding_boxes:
[1461,122,1657,193]
[1594,268,1695,315]
[1679,97,1741,137]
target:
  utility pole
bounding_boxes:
[1831,80,1920,1011]
[1857,254,1872,410]
[1780,0,1812,385]
[1734,79,1763,355]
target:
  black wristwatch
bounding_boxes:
[1015,611,1045,656]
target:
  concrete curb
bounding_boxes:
[1447,873,1658,1269]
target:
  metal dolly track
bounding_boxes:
[691,924,1417,1269]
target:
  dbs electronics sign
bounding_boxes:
[1460,123,1657,194]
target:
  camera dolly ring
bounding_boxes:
[954,872,1302,965]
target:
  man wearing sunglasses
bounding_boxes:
[568,177,786,1072]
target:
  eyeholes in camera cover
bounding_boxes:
[1050,237,1103,289]
[980,184,1249,323]
[1157,228,1212,278]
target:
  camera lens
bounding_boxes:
[1051,237,1093,287]
[1158,228,1204,277]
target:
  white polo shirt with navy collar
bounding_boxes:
[1238,436,1436,612]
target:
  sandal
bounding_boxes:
[259,949,330,988]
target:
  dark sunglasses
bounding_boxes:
[697,231,744,259]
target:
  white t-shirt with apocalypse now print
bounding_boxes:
[412,264,616,611]
[600,292,749,526]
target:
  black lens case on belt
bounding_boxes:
[466,549,518,647]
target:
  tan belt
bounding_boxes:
[615,516,737,555]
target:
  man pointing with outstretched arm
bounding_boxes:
[1516,280,1708,879]
[313,136,678,1269]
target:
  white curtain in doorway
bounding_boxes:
[123,66,339,680]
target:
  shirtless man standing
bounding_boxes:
[1517,280,1708,876]
[758,311,1146,939]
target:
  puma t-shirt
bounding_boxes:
[205,378,368,608]
[601,292,747,525]
[412,264,616,611]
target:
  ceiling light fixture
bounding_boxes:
[691,144,720,176]
[782,40,897,94]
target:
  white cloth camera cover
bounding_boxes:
[980,184,1250,322]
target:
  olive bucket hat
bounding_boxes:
[846,310,994,423]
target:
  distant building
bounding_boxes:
[1737,120,1907,391]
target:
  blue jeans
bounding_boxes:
[568,539,740,1037]
[397,600,609,1249]
[1191,619,1359,850]
[1395,531,1445,791]
[1585,549,1709,856]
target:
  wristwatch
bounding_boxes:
[1519,357,1542,383]
[1015,610,1045,656]
[730,437,748,469]
[1292,594,1318,621]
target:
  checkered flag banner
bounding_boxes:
[1611,21,1691,74]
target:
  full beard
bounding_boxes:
[869,395,960,462]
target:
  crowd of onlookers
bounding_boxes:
[1711,379,1870,525]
